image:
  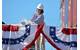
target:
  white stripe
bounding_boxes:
[70,47,77,50]
[56,31,76,42]
[70,35,77,41]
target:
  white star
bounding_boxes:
[51,35,54,37]
[51,28,54,32]
[72,43,74,46]
[20,42,23,44]
[27,26,30,28]
[20,39,23,41]
[55,39,58,42]
[16,40,19,43]
[26,33,29,36]
[4,40,6,43]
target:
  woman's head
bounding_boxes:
[37,9,44,15]
[36,3,44,15]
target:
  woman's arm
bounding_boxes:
[34,15,44,24]
[31,14,37,22]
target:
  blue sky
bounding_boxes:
[3,0,61,50]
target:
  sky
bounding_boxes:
[2,0,61,50]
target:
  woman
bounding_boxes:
[31,3,45,50]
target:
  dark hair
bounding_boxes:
[38,9,44,14]
[40,9,44,14]
[37,9,44,14]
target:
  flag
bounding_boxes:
[43,26,77,50]
[2,24,38,50]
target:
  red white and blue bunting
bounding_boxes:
[2,24,77,50]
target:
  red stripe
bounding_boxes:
[2,25,19,32]
[2,25,10,31]
[10,25,19,31]
[62,28,77,35]
[42,31,61,50]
